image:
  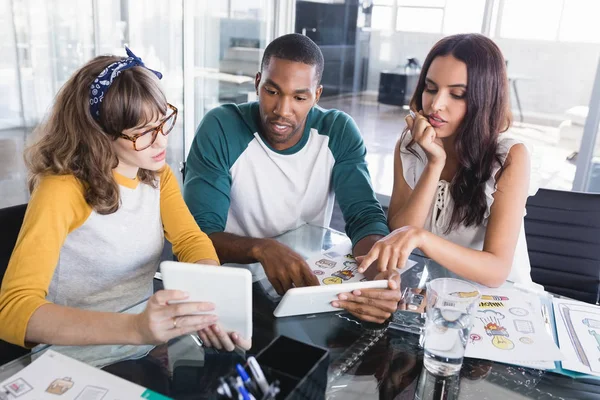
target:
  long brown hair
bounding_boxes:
[25,55,168,214]
[403,34,512,231]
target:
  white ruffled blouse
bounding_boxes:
[399,132,534,285]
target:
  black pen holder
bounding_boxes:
[257,335,329,399]
[218,335,329,400]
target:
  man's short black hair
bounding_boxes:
[260,33,324,84]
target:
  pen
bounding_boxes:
[226,377,240,399]
[236,377,254,400]
[236,363,251,384]
[260,381,281,400]
[247,356,269,395]
[217,377,233,399]
[236,363,258,395]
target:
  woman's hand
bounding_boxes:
[196,259,219,266]
[133,290,218,345]
[405,111,446,167]
[357,226,426,273]
[198,324,252,352]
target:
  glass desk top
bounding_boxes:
[1,224,599,399]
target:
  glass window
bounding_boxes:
[13,0,94,126]
[371,5,394,31]
[558,0,600,44]
[498,0,562,41]
[191,0,272,128]
[443,0,485,35]
[231,0,264,20]
[94,0,129,54]
[373,0,394,5]
[0,0,275,206]
[398,0,445,6]
[396,7,444,33]
[125,0,185,184]
[0,0,22,130]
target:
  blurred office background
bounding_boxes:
[1,0,600,209]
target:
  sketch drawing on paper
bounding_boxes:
[46,377,75,395]
[519,337,533,344]
[4,378,33,397]
[477,309,515,350]
[481,295,509,301]
[324,251,343,259]
[509,307,528,317]
[582,318,600,329]
[450,290,479,298]
[514,319,535,334]
[331,261,359,281]
[558,302,600,373]
[74,386,109,399]
[589,330,600,351]
[470,333,482,344]
[315,259,337,269]
[450,292,509,301]
[323,276,343,285]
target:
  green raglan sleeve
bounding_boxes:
[329,113,390,247]
[183,110,233,235]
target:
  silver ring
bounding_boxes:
[173,318,178,329]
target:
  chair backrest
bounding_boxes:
[524,189,600,304]
[0,203,29,364]
[0,203,27,278]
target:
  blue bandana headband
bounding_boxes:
[89,47,163,122]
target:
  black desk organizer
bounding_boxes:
[219,335,330,400]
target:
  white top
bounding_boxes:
[226,129,336,238]
[184,102,388,245]
[400,132,534,285]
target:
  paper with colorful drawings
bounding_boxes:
[464,288,563,365]
[0,350,164,399]
[307,242,418,285]
[553,298,600,377]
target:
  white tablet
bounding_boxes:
[273,280,389,318]
[160,261,252,339]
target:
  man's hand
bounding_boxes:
[254,239,319,295]
[332,269,402,324]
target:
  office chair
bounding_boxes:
[0,203,31,364]
[524,189,600,304]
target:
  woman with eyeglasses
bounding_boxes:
[0,49,250,367]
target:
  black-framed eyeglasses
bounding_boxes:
[118,103,178,151]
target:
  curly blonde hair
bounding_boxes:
[25,55,168,214]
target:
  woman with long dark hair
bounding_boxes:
[357,34,533,287]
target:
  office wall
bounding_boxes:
[368,30,600,123]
